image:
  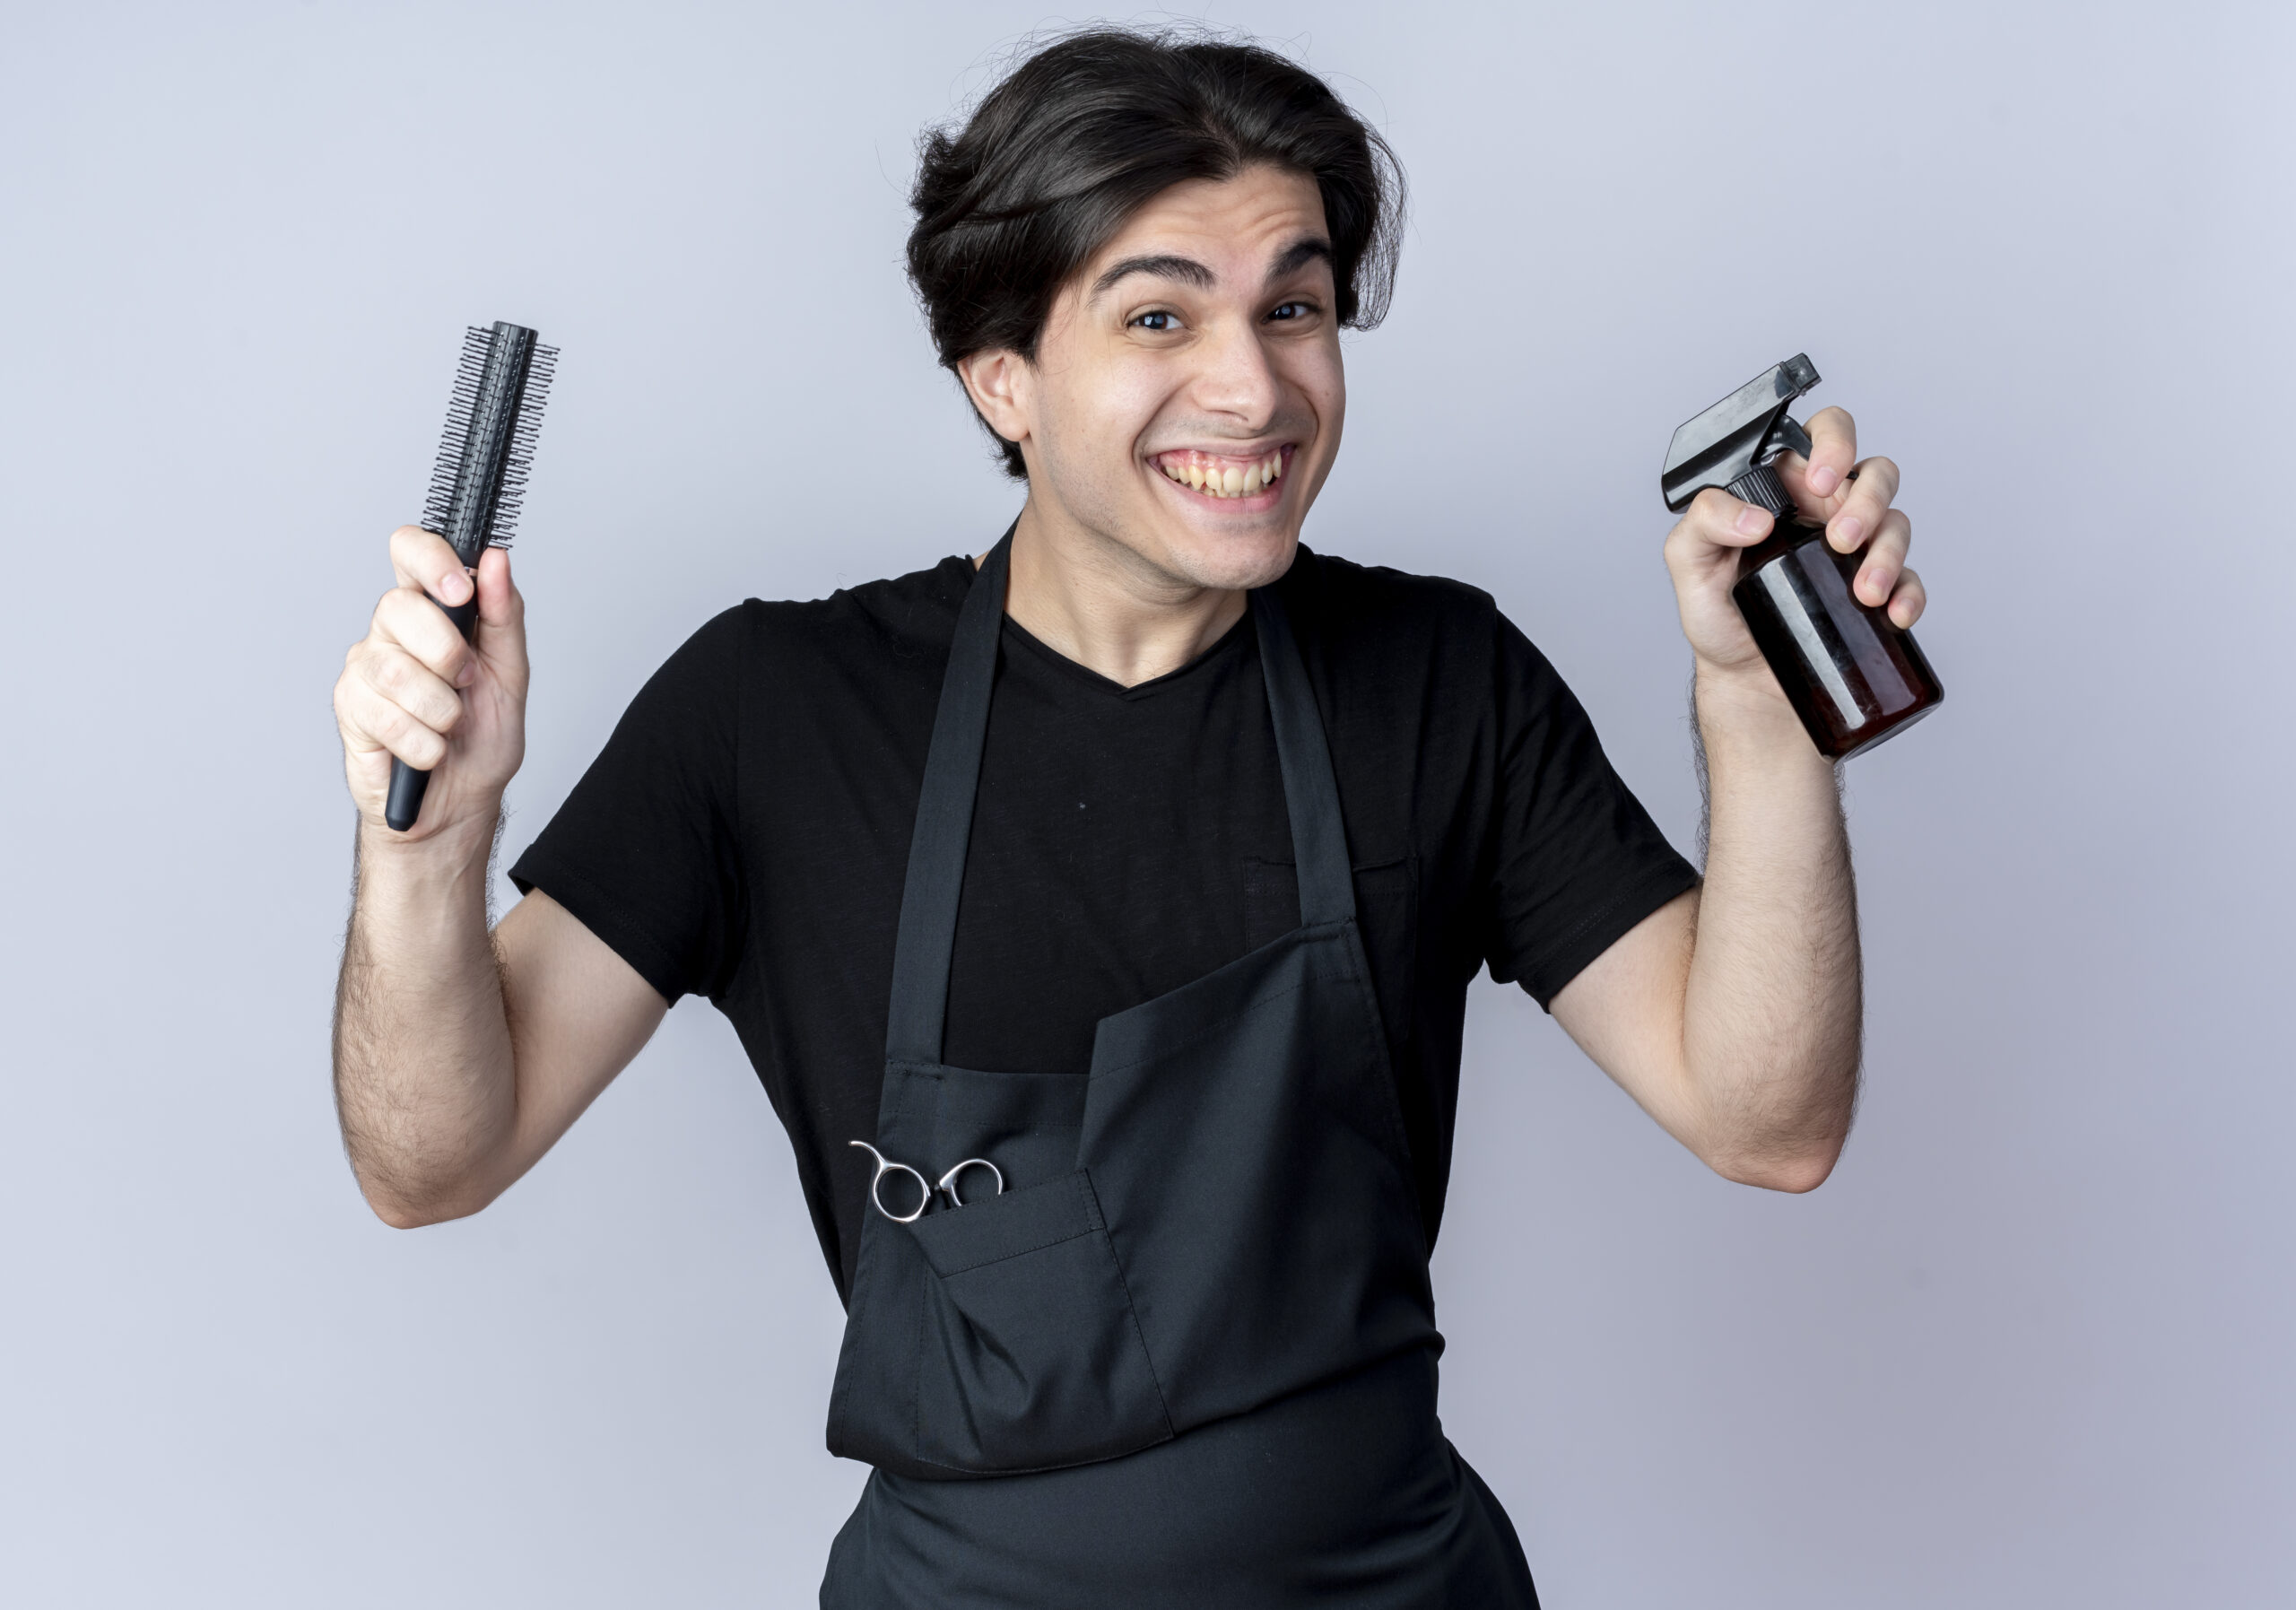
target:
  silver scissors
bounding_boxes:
[849,1139,1005,1223]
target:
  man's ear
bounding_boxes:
[956,348,1032,450]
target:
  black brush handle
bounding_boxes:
[383,593,481,832]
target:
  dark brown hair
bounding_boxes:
[907,28,1405,478]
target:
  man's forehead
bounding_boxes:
[1082,170,1333,300]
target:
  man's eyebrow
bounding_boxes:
[1090,254,1216,300]
[1267,237,1334,282]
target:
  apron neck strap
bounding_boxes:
[884,532,1010,1066]
[1248,581,1356,930]
[884,535,1355,1066]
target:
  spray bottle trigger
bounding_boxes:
[1767,414,1813,464]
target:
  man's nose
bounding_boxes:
[1189,316,1283,424]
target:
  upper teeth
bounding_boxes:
[1159,449,1286,498]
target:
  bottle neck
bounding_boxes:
[1725,460,1796,520]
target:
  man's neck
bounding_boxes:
[993,496,1249,689]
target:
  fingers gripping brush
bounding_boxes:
[384,321,558,832]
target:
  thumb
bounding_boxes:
[472,545,527,674]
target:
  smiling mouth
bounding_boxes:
[1152,446,1290,500]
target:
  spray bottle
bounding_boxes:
[1661,355,1943,760]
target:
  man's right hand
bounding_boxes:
[334,527,529,840]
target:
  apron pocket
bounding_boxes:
[907,1170,1172,1473]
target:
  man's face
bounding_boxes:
[964,165,1346,593]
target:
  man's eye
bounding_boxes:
[1132,310,1176,332]
[1268,301,1313,322]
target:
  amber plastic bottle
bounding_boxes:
[1661,354,1944,761]
[1727,466,1944,760]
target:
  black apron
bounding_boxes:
[821,537,1540,1608]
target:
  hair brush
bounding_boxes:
[384,320,558,832]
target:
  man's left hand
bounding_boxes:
[1660,405,1927,688]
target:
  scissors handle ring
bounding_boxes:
[849,1139,932,1223]
[937,1157,1005,1207]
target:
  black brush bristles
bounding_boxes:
[416,322,559,564]
[417,326,491,542]
[386,318,557,832]
[490,338,556,551]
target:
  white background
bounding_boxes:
[3,2,2290,1604]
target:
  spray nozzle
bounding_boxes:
[1659,353,1822,518]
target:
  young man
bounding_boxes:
[332,30,1923,1607]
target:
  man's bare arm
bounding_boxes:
[335,855,664,1227]
[1552,695,1857,1192]
[1550,407,1922,1192]
[331,528,664,1228]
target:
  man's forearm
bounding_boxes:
[1681,668,1862,1189]
[333,814,517,1225]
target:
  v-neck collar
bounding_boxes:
[988,587,1257,701]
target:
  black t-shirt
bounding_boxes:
[509,544,1698,1302]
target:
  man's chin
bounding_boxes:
[1156,527,1300,593]
[1031,478,1300,594]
